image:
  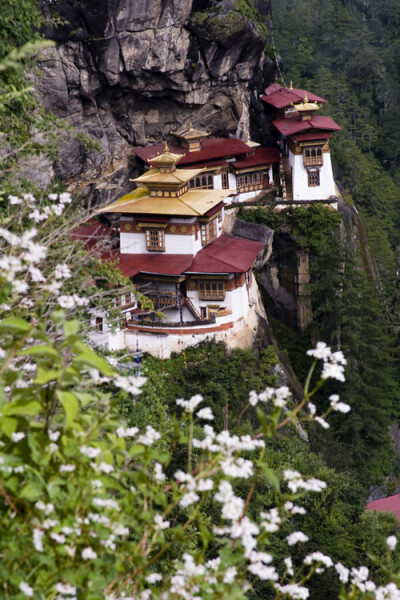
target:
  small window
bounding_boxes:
[308,170,320,187]
[145,228,165,252]
[95,316,103,332]
[200,218,218,246]
[198,281,225,300]
[221,171,228,189]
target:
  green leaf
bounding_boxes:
[1,417,17,437]
[35,368,62,384]
[56,391,79,427]
[0,317,31,334]
[19,344,60,359]
[63,320,79,338]
[20,482,42,502]
[4,400,42,416]
[129,445,145,456]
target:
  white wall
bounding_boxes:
[289,151,336,201]
[120,231,199,255]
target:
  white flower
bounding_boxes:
[387,535,397,551]
[116,426,139,438]
[92,498,119,511]
[9,195,23,204]
[50,532,66,544]
[137,425,161,446]
[196,407,214,420]
[153,462,166,482]
[179,491,200,508]
[12,432,25,442]
[248,563,278,581]
[82,546,97,560]
[335,562,349,583]
[58,295,75,309]
[284,556,294,576]
[55,582,77,595]
[249,390,258,406]
[220,457,253,479]
[60,464,75,472]
[59,192,72,204]
[286,531,309,546]
[154,514,170,530]
[304,552,333,568]
[99,462,114,474]
[176,394,203,413]
[19,582,34,597]
[48,443,59,453]
[35,501,54,515]
[321,361,345,382]
[33,528,44,552]
[55,264,72,279]
[196,478,214,492]
[314,416,330,429]
[80,445,101,458]
[146,573,163,584]
[329,395,351,413]
[275,583,309,599]
[307,342,331,361]
[223,566,237,583]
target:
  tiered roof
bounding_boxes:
[261,82,327,109]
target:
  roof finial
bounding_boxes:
[290,80,293,90]
[164,140,169,152]
[189,119,193,129]
[304,92,308,104]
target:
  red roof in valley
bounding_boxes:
[366,494,400,520]
[134,138,252,166]
[261,83,327,109]
[118,254,194,278]
[272,115,341,136]
[186,235,264,274]
[232,147,280,169]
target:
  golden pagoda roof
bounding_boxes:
[148,142,184,166]
[98,188,232,217]
[292,93,320,112]
[134,167,204,187]
[171,121,210,141]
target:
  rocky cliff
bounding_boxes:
[36,0,276,205]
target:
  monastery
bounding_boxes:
[87,83,341,357]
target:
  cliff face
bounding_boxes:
[36,0,276,205]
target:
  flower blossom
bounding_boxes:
[82,547,97,560]
[19,582,34,597]
[176,394,203,413]
[286,531,309,546]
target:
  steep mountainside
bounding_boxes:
[37,0,275,205]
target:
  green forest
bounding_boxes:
[2,0,400,599]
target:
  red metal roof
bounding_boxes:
[261,83,327,109]
[186,234,264,274]
[71,221,118,250]
[133,138,251,166]
[232,147,280,169]
[366,494,400,520]
[294,132,332,142]
[272,115,341,136]
[118,254,194,278]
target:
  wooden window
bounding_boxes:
[308,169,320,187]
[200,218,218,246]
[303,146,323,167]
[221,170,228,189]
[198,281,225,301]
[145,228,165,252]
[200,307,207,320]
[95,316,103,332]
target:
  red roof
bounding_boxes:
[366,494,400,520]
[186,235,264,274]
[118,254,193,278]
[133,138,251,166]
[71,221,118,251]
[232,147,280,169]
[261,83,327,109]
[294,132,332,142]
[272,115,341,136]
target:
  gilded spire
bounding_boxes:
[290,80,293,90]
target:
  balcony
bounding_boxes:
[303,156,323,167]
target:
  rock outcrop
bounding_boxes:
[35,0,276,205]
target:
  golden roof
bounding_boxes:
[98,189,233,217]
[292,93,320,112]
[148,142,184,166]
[134,167,204,187]
[171,121,210,141]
